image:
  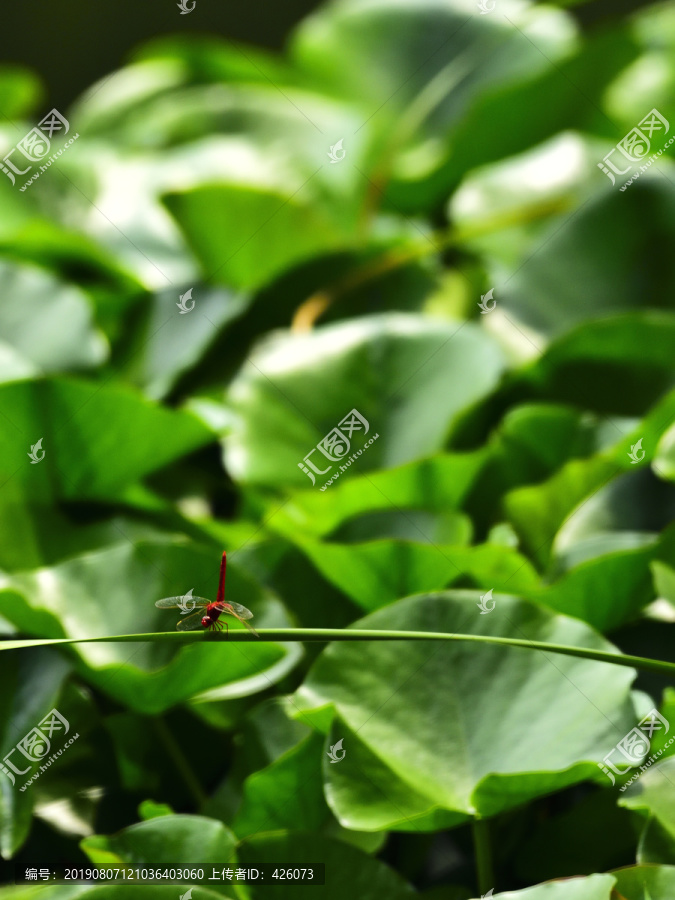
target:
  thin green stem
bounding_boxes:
[1,629,675,678]
[153,717,207,807]
[292,195,573,329]
[472,816,494,896]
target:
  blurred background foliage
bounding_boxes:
[2,0,675,897]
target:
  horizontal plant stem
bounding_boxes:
[1,629,675,677]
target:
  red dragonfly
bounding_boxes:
[155,551,259,637]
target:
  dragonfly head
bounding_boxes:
[201,614,211,628]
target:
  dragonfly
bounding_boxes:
[155,551,259,637]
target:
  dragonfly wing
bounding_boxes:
[155,596,210,609]
[241,618,260,637]
[221,605,259,638]
[224,602,254,619]
[176,610,205,631]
